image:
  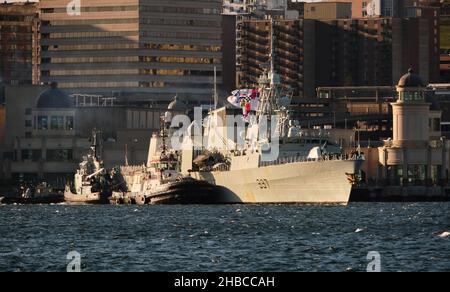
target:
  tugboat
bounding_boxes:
[147,176,224,205]
[64,130,111,204]
[110,111,222,205]
[1,182,64,204]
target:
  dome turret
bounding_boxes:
[36,82,73,108]
[397,68,424,88]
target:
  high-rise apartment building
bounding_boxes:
[223,0,254,14]
[0,2,39,91]
[313,16,439,90]
[440,0,450,51]
[223,0,287,15]
[39,0,222,104]
[226,15,440,99]
[236,19,304,98]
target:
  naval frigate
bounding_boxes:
[177,60,363,205]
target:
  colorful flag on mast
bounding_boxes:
[227,88,260,111]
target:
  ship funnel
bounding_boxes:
[147,133,159,167]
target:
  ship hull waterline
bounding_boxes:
[64,187,108,204]
[190,159,362,205]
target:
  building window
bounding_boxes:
[387,165,403,186]
[37,116,48,130]
[399,91,423,102]
[407,165,427,186]
[430,118,440,132]
[25,108,32,115]
[66,116,74,131]
[25,132,32,138]
[3,152,14,160]
[46,149,73,162]
[51,116,64,130]
[25,120,32,128]
[21,149,42,161]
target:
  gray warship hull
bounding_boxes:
[191,159,362,205]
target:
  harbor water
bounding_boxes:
[0,203,449,272]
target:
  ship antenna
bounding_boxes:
[269,18,274,75]
[213,66,218,110]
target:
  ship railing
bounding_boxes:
[259,154,364,167]
[200,164,231,172]
[119,165,146,175]
[212,164,230,172]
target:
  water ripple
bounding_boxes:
[0,203,449,272]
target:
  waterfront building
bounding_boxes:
[0,84,174,183]
[39,0,223,104]
[378,69,449,191]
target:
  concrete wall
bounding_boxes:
[4,85,47,149]
[103,129,153,167]
[329,0,404,18]
[303,19,316,98]
[222,14,237,94]
[74,106,163,140]
[75,107,127,140]
[304,2,352,20]
[359,147,381,183]
[392,102,430,144]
